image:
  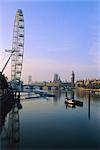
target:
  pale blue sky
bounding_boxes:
[0,0,99,83]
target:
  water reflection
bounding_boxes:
[71,90,74,99]
[65,90,93,120]
[65,90,83,109]
[53,90,61,104]
[76,90,99,120]
[0,94,22,149]
[27,90,33,97]
[1,90,99,149]
[76,89,100,101]
[88,92,90,120]
[65,90,75,99]
[0,94,14,134]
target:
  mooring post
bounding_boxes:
[65,91,67,98]
[88,91,90,120]
[18,91,20,102]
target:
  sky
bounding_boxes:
[0,0,100,83]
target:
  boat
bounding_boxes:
[33,89,55,97]
[25,96,40,99]
[66,103,76,108]
[65,97,83,107]
[65,97,76,104]
[75,100,83,107]
[43,93,55,97]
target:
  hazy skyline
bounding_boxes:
[0,1,99,83]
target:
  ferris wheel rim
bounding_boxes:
[11,9,24,83]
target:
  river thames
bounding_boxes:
[1,90,100,149]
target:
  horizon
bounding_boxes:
[0,1,99,83]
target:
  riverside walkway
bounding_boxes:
[77,87,100,93]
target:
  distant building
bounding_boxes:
[53,73,59,83]
[76,80,84,87]
[76,79,100,89]
[71,71,75,87]
[28,75,32,85]
[53,73,61,83]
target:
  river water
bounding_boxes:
[1,90,100,149]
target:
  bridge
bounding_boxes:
[22,82,62,91]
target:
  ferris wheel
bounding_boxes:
[11,9,24,88]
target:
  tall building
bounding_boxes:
[71,71,75,87]
[53,73,61,84]
[53,73,59,83]
[28,75,32,85]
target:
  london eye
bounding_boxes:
[11,9,24,89]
